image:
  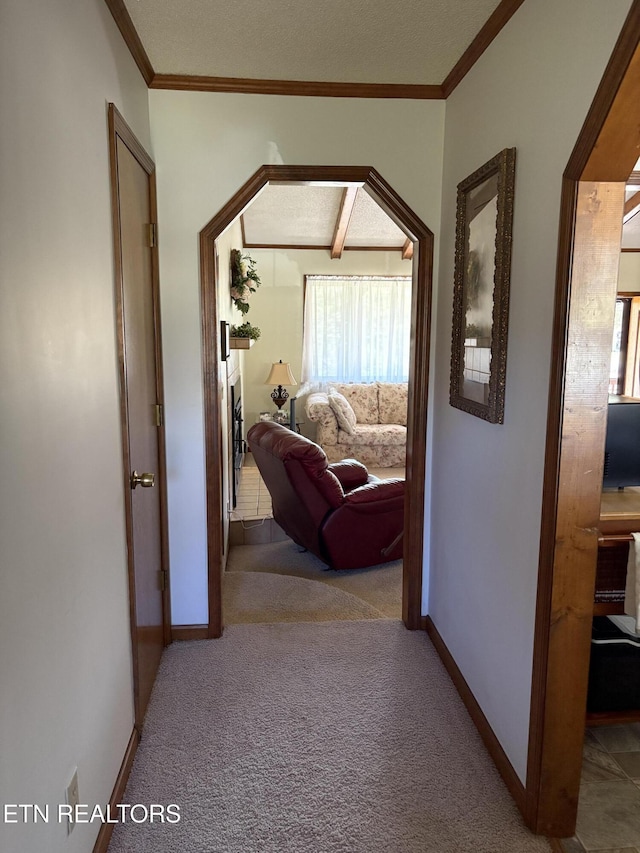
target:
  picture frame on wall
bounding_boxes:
[449,147,516,424]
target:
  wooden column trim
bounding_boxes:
[331,187,358,259]
[527,182,624,836]
[402,239,414,260]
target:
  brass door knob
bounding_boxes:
[131,470,155,489]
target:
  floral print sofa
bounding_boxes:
[305,382,407,468]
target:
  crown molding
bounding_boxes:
[441,0,527,97]
[104,0,154,86]
[150,74,443,99]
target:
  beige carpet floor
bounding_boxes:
[223,570,385,623]
[107,620,552,853]
[224,540,402,623]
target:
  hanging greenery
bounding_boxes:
[230,321,261,340]
[230,249,261,315]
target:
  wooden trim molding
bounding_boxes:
[150,74,442,99]
[200,165,433,636]
[171,625,210,641]
[425,617,526,812]
[92,728,139,853]
[242,242,406,252]
[441,0,527,97]
[526,2,640,838]
[103,0,154,86]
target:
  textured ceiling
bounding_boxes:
[123,0,504,84]
[242,185,406,249]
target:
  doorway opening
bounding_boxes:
[199,166,433,638]
[526,5,640,838]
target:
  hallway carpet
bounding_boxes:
[107,620,551,853]
[223,570,385,623]
[225,539,402,619]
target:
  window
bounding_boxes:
[610,295,640,397]
[609,298,630,395]
[301,275,411,384]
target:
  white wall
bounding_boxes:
[150,91,445,625]
[0,1,151,851]
[431,0,633,782]
[238,248,412,438]
[619,252,640,292]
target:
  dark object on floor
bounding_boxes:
[247,421,404,570]
[588,616,640,712]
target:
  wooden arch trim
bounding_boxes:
[526,0,640,837]
[200,165,433,638]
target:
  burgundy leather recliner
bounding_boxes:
[247,421,404,570]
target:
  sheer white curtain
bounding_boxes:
[302,276,411,385]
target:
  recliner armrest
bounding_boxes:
[343,478,405,511]
[328,459,369,491]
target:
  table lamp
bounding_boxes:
[265,360,297,418]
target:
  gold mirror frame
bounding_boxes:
[449,147,516,424]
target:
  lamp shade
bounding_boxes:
[265,360,297,387]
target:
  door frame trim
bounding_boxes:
[525,4,640,836]
[107,103,172,728]
[199,165,433,638]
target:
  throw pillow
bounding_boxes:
[328,392,357,435]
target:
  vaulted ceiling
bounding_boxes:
[242,185,411,257]
[107,2,640,250]
[120,0,504,86]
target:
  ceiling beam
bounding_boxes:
[623,189,640,223]
[331,187,358,259]
[402,239,414,260]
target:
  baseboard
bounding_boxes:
[548,838,566,852]
[171,624,209,641]
[424,616,527,813]
[92,727,139,853]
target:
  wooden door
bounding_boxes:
[109,105,170,729]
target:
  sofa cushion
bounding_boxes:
[378,382,408,426]
[328,392,357,435]
[333,383,379,424]
[338,424,406,446]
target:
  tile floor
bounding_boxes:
[230,462,272,522]
[560,723,640,852]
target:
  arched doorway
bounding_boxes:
[199,165,433,638]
